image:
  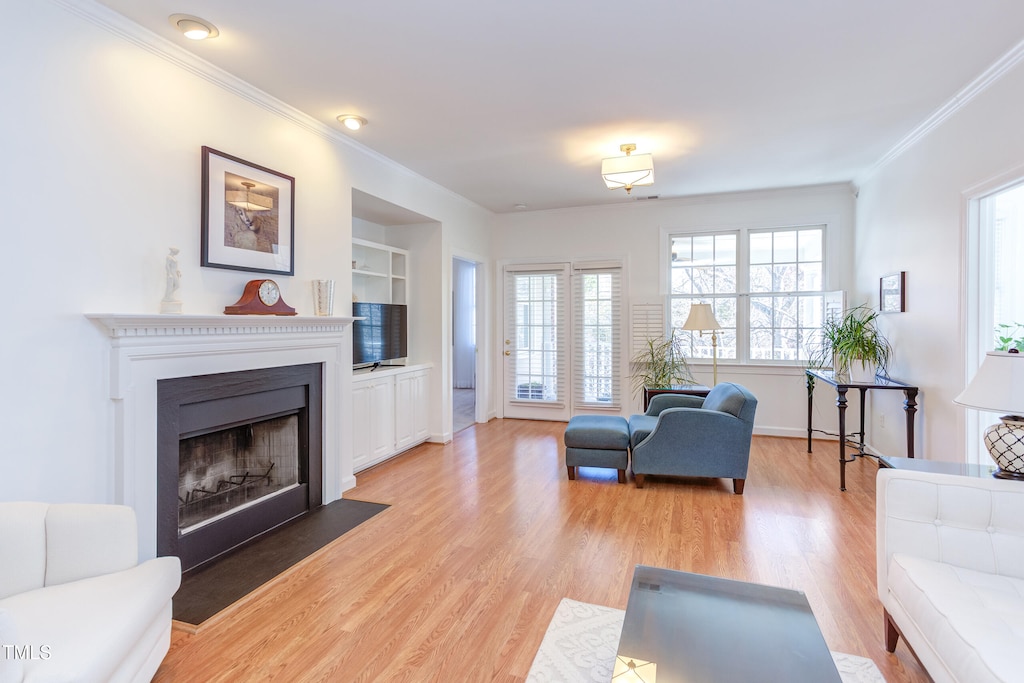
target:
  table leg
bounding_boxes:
[858,387,867,455]
[837,387,849,491]
[903,388,918,458]
[807,374,814,453]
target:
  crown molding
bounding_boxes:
[859,37,1024,184]
[49,0,486,215]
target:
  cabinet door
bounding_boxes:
[368,378,396,460]
[394,372,417,450]
[352,381,372,472]
[413,371,430,441]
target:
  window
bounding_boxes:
[966,180,1024,463]
[748,227,824,361]
[573,264,622,408]
[668,225,827,363]
[669,234,737,360]
[984,183,1024,343]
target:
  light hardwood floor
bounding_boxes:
[156,419,930,682]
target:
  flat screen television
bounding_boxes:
[352,302,408,367]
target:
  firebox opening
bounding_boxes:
[157,363,323,573]
[178,412,301,533]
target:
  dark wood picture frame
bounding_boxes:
[880,271,906,313]
[201,146,295,276]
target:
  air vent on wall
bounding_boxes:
[633,194,660,201]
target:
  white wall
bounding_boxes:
[854,58,1024,462]
[0,1,491,504]
[491,184,857,436]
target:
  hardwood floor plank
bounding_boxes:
[155,418,929,683]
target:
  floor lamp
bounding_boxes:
[682,303,722,385]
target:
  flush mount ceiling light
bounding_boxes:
[337,115,368,131]
[168,13,219,40]
[602,143,654,194]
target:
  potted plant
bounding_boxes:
[810,305,892,383]
[996,322,1024,352]
[630,333,695,399]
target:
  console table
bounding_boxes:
[806,369,919,491]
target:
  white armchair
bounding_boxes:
[876,468,1024,683]
[0,502,180,683]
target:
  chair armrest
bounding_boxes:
[876,468,1024,604]
[633,407,752,463]
[645,393,705,416]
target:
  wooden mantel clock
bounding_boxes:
[224,279,297,315]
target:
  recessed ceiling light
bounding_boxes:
[168,14,219,40]
[514,203,528,210]
[337,115,368,131]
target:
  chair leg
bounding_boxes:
[884,610,900,652]
[733,478,745,495]
[567,466,576,480]
[635,474,645,488]
[617,469,626,484]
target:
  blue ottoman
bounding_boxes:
[564,415,630,483]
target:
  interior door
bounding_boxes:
[502,264,570,421]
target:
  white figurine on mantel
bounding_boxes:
[160,247,183,314]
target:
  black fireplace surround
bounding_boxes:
[157,364,323,573]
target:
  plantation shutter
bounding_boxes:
[572,261,623,410]
[503,264,569,407]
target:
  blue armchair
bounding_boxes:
[628,382,758,493]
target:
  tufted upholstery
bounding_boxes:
[877,468,1024,682]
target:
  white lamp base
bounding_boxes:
[984,416,1024,480]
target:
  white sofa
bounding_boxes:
[876,468,1024,682]
[0,503,181,683]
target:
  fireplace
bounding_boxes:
[87,313,356,562]
[157,364,323,572]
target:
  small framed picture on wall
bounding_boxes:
[880,271,906,313]
[200,146,295,275]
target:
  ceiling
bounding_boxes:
[97,0,1024,214]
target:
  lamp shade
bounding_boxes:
[681,303,721,331]
[601,153,654,191]
[953,351,1024,415]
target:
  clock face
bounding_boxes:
[257,280,280,306]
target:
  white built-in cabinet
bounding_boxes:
[352,364,431,472]
[352,238,407,305]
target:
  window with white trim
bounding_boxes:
[573,263,622,408]
[668,225,828,363]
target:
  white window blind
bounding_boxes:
[572,263,623,409]
[504,264,568,406]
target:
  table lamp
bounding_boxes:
[682,302,722,385]
[953,350,1024,479]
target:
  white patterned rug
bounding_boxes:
[526,598,886,683]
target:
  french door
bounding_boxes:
[502,262,624,420]
[502,264,570,420]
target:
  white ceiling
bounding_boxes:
[97,0,1024,213]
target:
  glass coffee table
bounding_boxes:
[615,565,841,682]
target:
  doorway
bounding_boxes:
[453,257,477,432]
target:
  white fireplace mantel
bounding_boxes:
[88,313,357,339]
[86,313,357,560]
